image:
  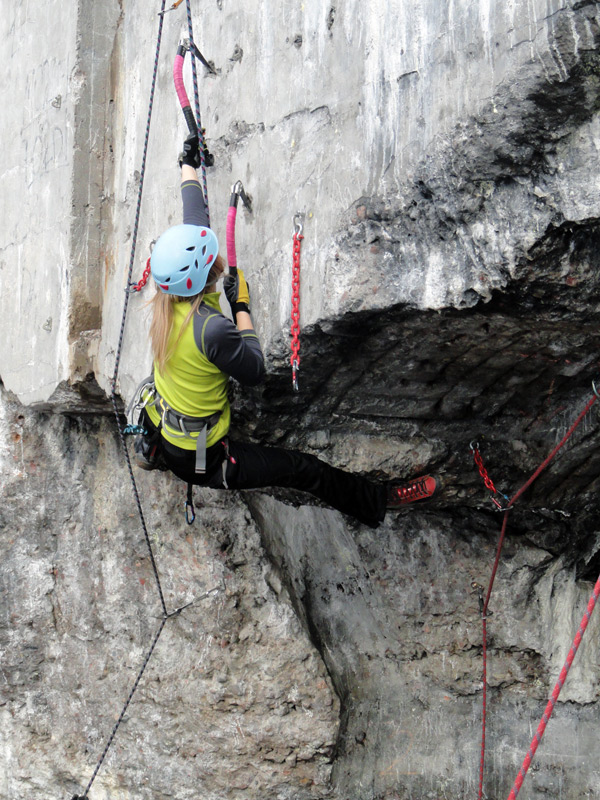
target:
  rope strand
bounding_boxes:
[475,389,598,800]
[110,0,168,618]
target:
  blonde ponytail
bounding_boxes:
[149,253,225,374]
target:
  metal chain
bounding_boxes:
[290,216,303,391]
[185,0,210,224]
[130,257,152,293]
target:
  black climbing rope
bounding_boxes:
[72,618,168,800]
[73,4,169,797]
[109,1,169,620]
[71,3,221,796]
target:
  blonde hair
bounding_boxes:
[150,253,225,374]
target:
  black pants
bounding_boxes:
[142,411,386,528]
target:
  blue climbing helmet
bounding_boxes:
[150,224,219,296]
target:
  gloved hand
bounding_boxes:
[223,268,251,316]
[178,132,215,169]
[178,134,201,168]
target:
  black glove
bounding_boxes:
[178,132,215,169]
[224,269,251,317]
[178,134,201,168]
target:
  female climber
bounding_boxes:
[133,135,439,528]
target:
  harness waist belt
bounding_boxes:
[161,406,220,434]
[156,395,221,475]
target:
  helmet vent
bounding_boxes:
[202,246,207,256]
[179,265,190,272]
[195,260,199,269]
[186,246,195,252]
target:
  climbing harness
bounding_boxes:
[128,377,221,474]
[226,180,252,279]
[290,214,304,392]
[473,383,599,800]
[70,4,223,798]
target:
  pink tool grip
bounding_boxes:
[173,54,190,110]
[226,206,238,269]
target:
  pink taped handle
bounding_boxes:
[226,206,238,270]
[173,54,190,110]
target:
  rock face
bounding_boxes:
[2,1,600,799]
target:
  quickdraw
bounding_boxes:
[470,441,509,510]
[290,214,304,392]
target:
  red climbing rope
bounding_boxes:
[475,386,598,800]
[508,572,600,799]
[290,214,303,392]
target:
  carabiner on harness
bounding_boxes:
[185,484,196,525]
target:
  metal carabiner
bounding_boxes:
[593,379,600,400]
[185,498,196,525]
[292,359,300,392]
[158,0,184,15]
[230,180,252,211]
[293,213,304,237]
